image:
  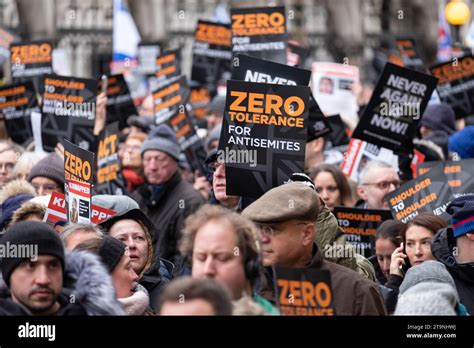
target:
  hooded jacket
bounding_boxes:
[431,228,474,314]
[0,250,125,315]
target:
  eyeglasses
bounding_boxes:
[362,180,400,190]
[257,224,278,238]
[257,222,309,238]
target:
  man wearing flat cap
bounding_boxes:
[242,182,387,315]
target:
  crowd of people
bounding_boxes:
[0,85,473,316]
[1,17,474,317]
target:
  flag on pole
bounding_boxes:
[112,0,141,73]
[437,1,452,62]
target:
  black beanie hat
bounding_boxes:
[98,235,127,272]
[1,221,65,287]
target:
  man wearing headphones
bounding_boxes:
[179,204,278,315]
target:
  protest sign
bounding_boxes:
[0,81,37,144]
[64,139,94,224]
[190,86,211,120]
[167,108,207,176]
[220,79,309,198]
[96,122,125,195]
[99,74,137,130]
[352,63,437,152]
[394,37,425,71]
[340,138,399,182]
[417,159,474,198]
[10,40,53,81]
[430,54,474,119]
[230,6,288,64]
[137,42,161,76]
[274,266,334,316]
[230,53,330,141]
[153,75,189,124]
[323,114,350,164]
[386,162,454,222]
[311,62,359,117]
[191,20,232,97]
[333,206,393,258]
[41,74,97,152]
[43,191,116,227]
[153,48,181,85]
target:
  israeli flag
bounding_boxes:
[112,0,141,72]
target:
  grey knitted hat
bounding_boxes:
[399,260,457,296]
[141,124,181,161]
[92,195,139,214]
[395,282,457,315]
[27,153,65,187]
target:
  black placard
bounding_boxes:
[152,75,190,125]
[430,54,474,119]
[99,74,137,130]
[96,122,125,195]
[220,79,309,198]
[274,266,335,316]
[386,162,454,222]
[352,63,438,152]
[0,81,37,144]
[333,206,393,258]
[41,74,97,152]
[230,6,288,64]
[191,20,232,98]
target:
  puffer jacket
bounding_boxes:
[0,250,125,315]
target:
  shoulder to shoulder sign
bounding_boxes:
[333,206,393,258]
[385,161,454,222]
[352,63,437,153]
[221,79,309,198]
[41,74,97,152]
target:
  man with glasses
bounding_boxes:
[242,182,387,315]
[356,160,400,210]
[0,140,23,189]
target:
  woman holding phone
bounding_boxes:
[384,213,448,313]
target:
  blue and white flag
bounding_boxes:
[112,0,141,73]
[437,1,452,62]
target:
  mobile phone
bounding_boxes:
[398,242,411,275]
[101,75,108,95]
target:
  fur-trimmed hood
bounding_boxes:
[0,250,125,315]
[0,179,36,203]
